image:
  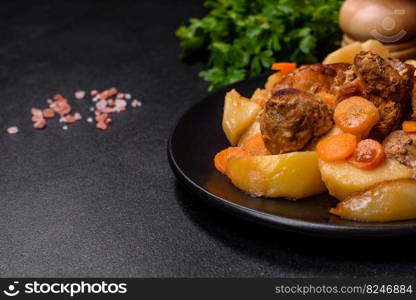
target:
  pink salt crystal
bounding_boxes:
[131,99,142,108]
[31,107,43,117]
[75,90,85,99]
[46,98,53,105]
[116,93,124,99]
[7,126,18,134]
[100,107,114,114]
[74,112,82,120]
[33,119,46,129]
[115,99,127,108]
[90,90,98,97]
[96,99,107,110]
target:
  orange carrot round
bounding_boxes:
[334,96,379,137]
[241,133,270,156]
[316,133,358,162]
[317,91,336,106]
[347,139,385,170]
[402,121,416,133]
[271,62,296,74]
[214,147,249,174]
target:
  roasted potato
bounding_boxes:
[319,158,413,200]
[250,88,269,107]
[265,72,284,90]
[222,89,262,145]
[361,39,390,58]
[331,179,416,222]
[238,119,261,147]
[323,42,362,64]
[226,151,326,199]
[323,39,390,64]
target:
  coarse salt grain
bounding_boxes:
[131,99,142,108]
[96,99,107,110]
[115,99,127,108]
[87,117,93,123]
[62,125,68,130]
[96,121,108,131]
[43,108,55,118]
[33,119,46,129]
[74,112,82,120]
[7,126,19,134]
[124,93,131,100]
[63,115,76,124]
[31,107,43,117]
[75,90,86,99]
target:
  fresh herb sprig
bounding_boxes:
[176,0,343,91]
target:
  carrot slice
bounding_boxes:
[241,133,270,156]
[403,121,416,133]
[316,133,358,162]
[214,147,249,174]
[271,62,296,74]
[317,91,336,106]
[334,96,379,137]
[347,139,385,170]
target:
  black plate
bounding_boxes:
[168,75,416,238]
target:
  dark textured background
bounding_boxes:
[1,0,416,277]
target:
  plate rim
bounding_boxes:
[168,76,416,238]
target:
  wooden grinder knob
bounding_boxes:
[340,0,416,59]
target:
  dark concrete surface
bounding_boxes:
[0,0,415,277]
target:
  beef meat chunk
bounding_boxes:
[338,51,414,138]
[260,88,333,154]
[383,130,416,177]
[272,63,350,99]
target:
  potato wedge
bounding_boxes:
[238,119,261,147]
[405,60,416,76]
[323,42,362,64]
[319,159,413,200]
[222,89,262,145]
[265,72,284,90]
[226,151,326,199]
[331,180,416,222]
[323,39,390,64]
[250,88,269,107]
[361,39,390,58]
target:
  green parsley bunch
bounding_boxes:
[176,0,343,90]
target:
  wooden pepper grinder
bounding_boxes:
[340,0,416,59]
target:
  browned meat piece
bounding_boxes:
[337,51,414,138]
[272,63,350,97]
[260,88,333,154]
[383,130,416,177]
[412,78,416,119]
